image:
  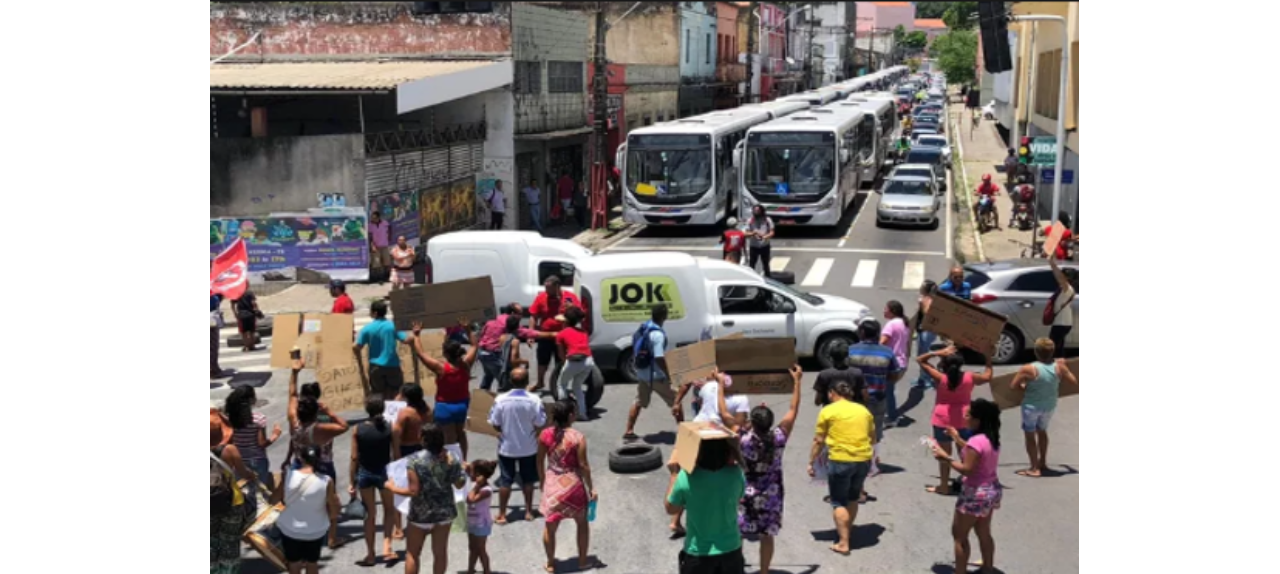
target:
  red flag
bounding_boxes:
[210,238,249,300]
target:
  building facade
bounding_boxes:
[679,2,719,117]
[714,2,744,108]
[854,2,915,34]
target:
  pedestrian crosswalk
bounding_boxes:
[690,253,941,293]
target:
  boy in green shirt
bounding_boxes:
[665,437,746,574]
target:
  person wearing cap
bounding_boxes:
[719,218,746,265]
[330,280,354,314]
[973,174,1001,230]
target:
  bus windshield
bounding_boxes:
[625,147,712,200]
[744,144,835,200]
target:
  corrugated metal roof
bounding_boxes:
[210,61,493,90]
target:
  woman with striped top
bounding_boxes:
[224,386,282,507]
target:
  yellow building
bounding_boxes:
[1009,2,1079,227]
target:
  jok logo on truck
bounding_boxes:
[601,276,685,322]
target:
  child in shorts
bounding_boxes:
[466,460,497,574]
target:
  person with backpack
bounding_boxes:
[622,304,677,441]
[211,436,255,574]
[488,366,547,524]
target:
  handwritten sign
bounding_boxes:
[271,313,355,369]
[988,358,1079,410]
[921,292,1006,356]
[1042,222,1067,258]
[315,363,367,414]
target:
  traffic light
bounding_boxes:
[1018,137,1031,165]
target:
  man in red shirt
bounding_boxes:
[719,217,746,264]
[329,280,354,314]
[1044,216,1077,260]
[529,275,580,392]
[973,174,1001,230]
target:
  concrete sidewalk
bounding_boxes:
[949,100,1040,262]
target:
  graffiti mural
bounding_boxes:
[370,190,421,243]
[210,215,369,273]
[420,177,479,242]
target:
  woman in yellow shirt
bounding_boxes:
[808,380,875,556]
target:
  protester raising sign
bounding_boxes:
[210,238,249,300]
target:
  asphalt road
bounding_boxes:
[220,173,1078,574]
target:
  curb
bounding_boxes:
[950,108,987,264]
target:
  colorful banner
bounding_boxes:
[420,178,479,242]
[210,215,369,274]
[370,191,421,243]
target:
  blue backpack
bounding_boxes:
[631,321,664,370]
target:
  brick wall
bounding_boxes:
[210,2,511,59]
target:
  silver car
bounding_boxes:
[962,260,1080,364]
[876,176,941,229]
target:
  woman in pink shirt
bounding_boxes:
[879,300,910,425]
[918,347,992,495]
[931,398,1003,574]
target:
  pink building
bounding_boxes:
[855,2,916,33]
[760,2,787,100]
[914,18,948,44]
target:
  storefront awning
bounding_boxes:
[210,60,513,114]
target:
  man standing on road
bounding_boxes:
[211,292,225,378]
[623,304,677,441]
[845,320,903,474]
[522,178,544,233]
[389,236,415,290]
[488,366,547,524]
[369,211,392,282]
[939,266,972,301]
[353,300,412,401]
[477,303,550,392]
[529,275,580,393]
[813,341,863,408]
[486,180,507,230]
[1003,148,1019,188]
[329,279,354,314]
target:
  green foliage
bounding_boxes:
[915,2,952,20]
[901,30,929,51]
[894,24,906,43]
[942,2,979,30]
[906,57,921,73]
[930,30,977,85]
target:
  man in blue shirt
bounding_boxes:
[846,320,903,473]
[938,265,972,300]
[353,300,412,400]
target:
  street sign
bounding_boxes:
[1039,168,1075,184]
[1030,136,1057,164]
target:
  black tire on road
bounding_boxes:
[608,444,663,474]
[616,350,639,383]
[586,371,605,409]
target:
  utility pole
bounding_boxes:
[590,2,609,230]
[744,1,758,105]
[805,11,816,89]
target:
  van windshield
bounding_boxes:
[765,277,823,305]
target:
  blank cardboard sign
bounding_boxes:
[1042,222,1067,258]
[921,293,1007,357]
[663,335,796,394]
[988,358,1079,410]
[674,421,736,474]
[389,277,497,331]
[465,390,501,438]
[270,313,355,369]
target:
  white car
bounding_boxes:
[982,100,996,119]
[915,134,952,163]
[889,163,942,192]
[876,176,941,229]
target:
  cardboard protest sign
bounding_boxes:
[921,292,1006,356]
[988,358,1079,410]
[674,421,736,474]
[389,277,497,331]
[314,363,367,414]
[465,390,501,438]
[1042,222,1067,259]
[360,335,425,387]
[270,313,355,369]
[663,334,796,394]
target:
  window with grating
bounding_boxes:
[548,61,584,94]
[516,61,542,95]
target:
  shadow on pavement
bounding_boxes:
[757,566,819,574]
[809,523,886,550]
[643,430,676,446]
[228,372,272,389]
[931,562,1006,574]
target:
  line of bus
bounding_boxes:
[617,99,808,226]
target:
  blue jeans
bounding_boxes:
[827,460,872,507]
[529,203,543,231]
[886,377,900,421]
[478,351,502,391]
[913,330,938,388]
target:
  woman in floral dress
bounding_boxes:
[538,399,599,573]
[713,365,803,574]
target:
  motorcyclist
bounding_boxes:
[1009,182,1035,228]
[973,174,1001,229]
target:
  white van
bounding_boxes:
[574,252,874,379]
[427,231,592,306]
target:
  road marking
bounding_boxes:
[851,259,879,287]
[838,187,872,247]
[219,317,373,337]
[902,261,925,290]
[604,245,946,256]
[218,352,272,364]
[771,257,790,272]
[802,258,834,286]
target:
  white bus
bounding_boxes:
[736,109,874,227]
[617,101,807,226]
[780,87,842,107]
[838,94,898,183]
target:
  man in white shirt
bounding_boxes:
[675,373,752,427]
[486,180,507,230]
[487,367,546,523]
[521,178,543,233]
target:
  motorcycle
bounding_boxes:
[976,194,997,232]
[1010,185,1036,231]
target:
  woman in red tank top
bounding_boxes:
[412,319,479,459]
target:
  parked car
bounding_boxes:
[910,126,939,142]
[915,134,952,163]
[889,163,942,191]
[915,119,943,134]
[961,260,1080,364]
[876,176,941,229]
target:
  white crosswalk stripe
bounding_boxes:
[801,258,834,287]
[770,257,790,272]
[902,261,925,291]
[851,259,879,287]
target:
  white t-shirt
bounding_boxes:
[488,389,547,458]
[277,469,331,541]
[1052,285,1075,327]
[487,188,506,213]
[693,383,751,423]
